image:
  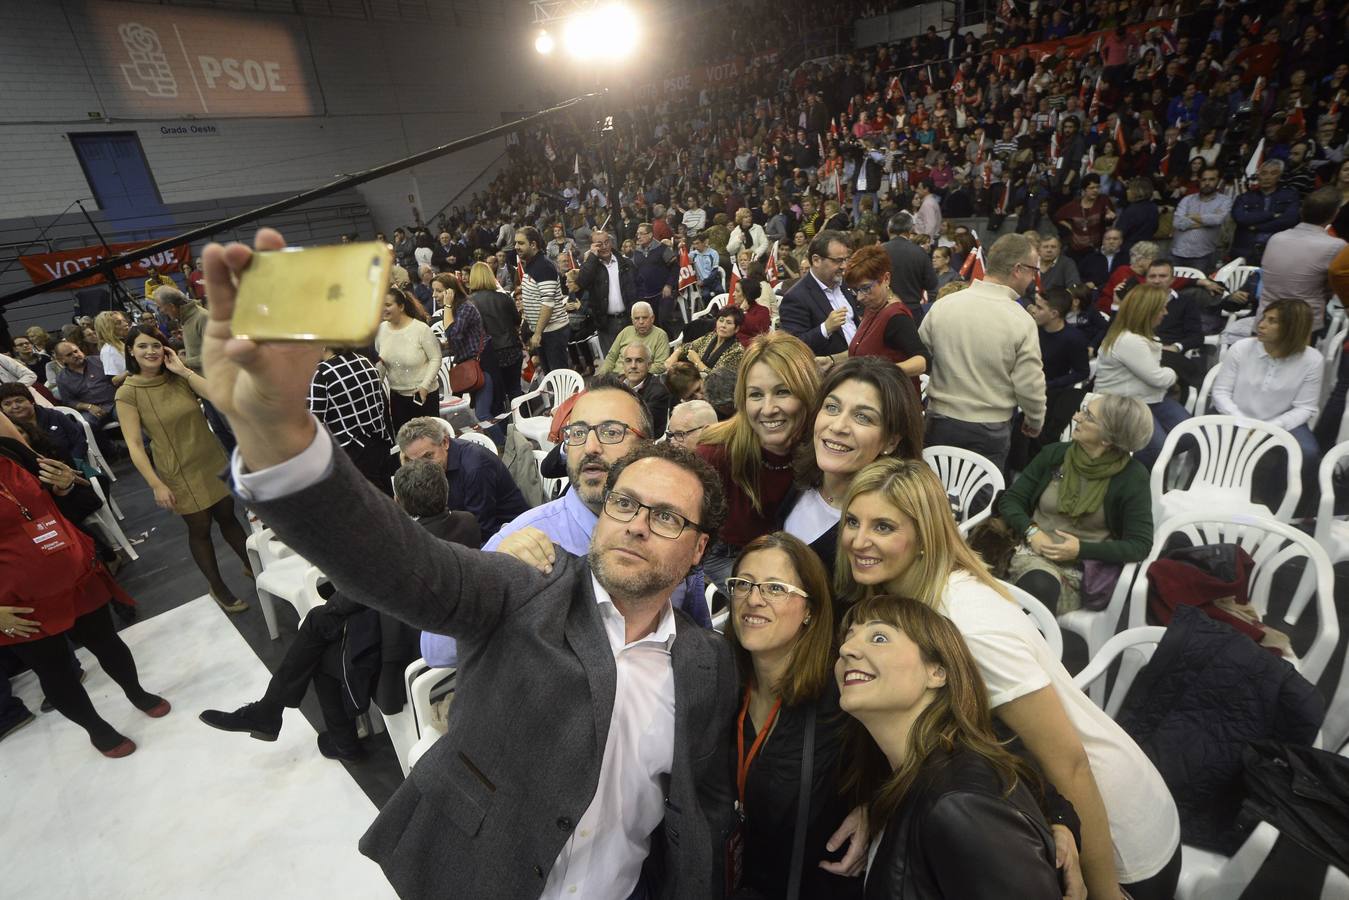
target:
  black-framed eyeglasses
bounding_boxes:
[603,490,706,539]
[1018,261,1041,274]
[561,421,646,446]
[665,424,708,443]
[725,577,809,603]
[822,255,850,264]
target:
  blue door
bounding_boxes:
[69,132,171,238]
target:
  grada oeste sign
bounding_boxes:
[86,1,321,117]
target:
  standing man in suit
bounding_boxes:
[198,227,744,899]
[576,230,637,355]
[882,211,937,318]
[778,230,860,356]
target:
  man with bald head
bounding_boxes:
[596,300,670,376]
[576,229,637,354]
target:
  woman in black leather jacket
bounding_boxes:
[836,595,1061,899]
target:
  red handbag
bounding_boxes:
[449,358,484,393]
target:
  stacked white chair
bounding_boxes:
[406,666,458,771]
[921,445,1005,536]
[1172,265,1208,281]
[434,357,471,419]
[455,430,498,456]
[246,526,321,640]
[1314,444,1349,754]
[1151,415,1303,526]
[999,581,1064,662]
[53,407,137,559]
[511,368,584,452]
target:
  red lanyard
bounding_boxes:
[736,687,782,808]
[0,481,33,521]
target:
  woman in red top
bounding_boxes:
[1054,174,1116,259]
[696,333,820,589]
[736,278,772,346]
[0,412,166,758]
[841,245,929,397]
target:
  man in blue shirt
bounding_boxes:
[395,417,528,539]
[420,379,710,666]
[691,234,722,305]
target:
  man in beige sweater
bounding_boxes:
[918,233,1046,472]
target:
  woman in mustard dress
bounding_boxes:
[115,326,252,613]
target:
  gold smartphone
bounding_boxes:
[231,242,393,343]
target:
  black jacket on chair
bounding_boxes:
[779,273,862,356]
[864,748,1061,900]
[576,252,637,323]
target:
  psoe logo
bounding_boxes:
[119,22,178,98]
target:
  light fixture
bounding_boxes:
[534,30,554,55]
[554,3,639,61]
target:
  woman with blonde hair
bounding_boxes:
[93,311,130,387]
[696,332,820,588]
[726,532,862,898]
[465,260,523,416]
[837,594,1060,898]
[1093,283,1189,466]
[835,457,1182,900]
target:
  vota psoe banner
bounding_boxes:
[20,241,193,290]
[79,1,321,118]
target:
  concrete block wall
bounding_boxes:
[0,0,529,261]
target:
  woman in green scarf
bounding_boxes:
[998,394,1156,614]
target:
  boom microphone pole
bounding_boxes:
[1,91,603,308]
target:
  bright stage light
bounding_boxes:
[559,4,640,62]
[534,30,554,55]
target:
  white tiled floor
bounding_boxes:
[1,598,396,899]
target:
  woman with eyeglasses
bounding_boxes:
[725,532,864,899]
[838,245,929,397]
[998,394,1155,615]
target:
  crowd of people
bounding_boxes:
[3,0,1349,896]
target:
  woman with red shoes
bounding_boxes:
[0,410,167,758]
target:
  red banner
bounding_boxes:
[990,19,1167,71]
[20,241,192,290]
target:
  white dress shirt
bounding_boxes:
[1211,338,1322,431]
[233,423,678,900]
[604,256,624,314]
[810,271,857,344]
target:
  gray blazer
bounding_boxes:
[248,440,739,900]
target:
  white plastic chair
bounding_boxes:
[1186,363,1222,417]
[1211,258,1246,288]
[1056,562,1143,700]
[1151,415,1303,526]
[383,659,456,777]
[85,476,138,561]
[921,445,1005,535]
[691,294,727,321]
[1071,625,1165,719]
[1316,445,1349,752]
[1000,580,1064,662]
[1134,512,1338,679]
[1173,265,1208,281]
[251,538,320,639]
[533,448,567,501]
[510,368,584,451]
[406,666,458,772]
[54,406,118,489]
[456,430,498,455]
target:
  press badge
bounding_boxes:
[25,515,71,555]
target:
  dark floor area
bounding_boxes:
[92,457,1348,898]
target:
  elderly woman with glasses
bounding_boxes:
[998,394,1156,615]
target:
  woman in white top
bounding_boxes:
[835,457,1182,900]
[782,358,923,579]
[1093,284,1190,468]
[93,310,130,386]
[1212,298,1323,504]
[375,287,442,433]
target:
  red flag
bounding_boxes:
[1141,117,1156,152]
[728,264,740,300]
[829,117,841,139]
[959,245,986,281]
[1288,101,1306,135]
[1087,75,1103,121]
[678,244,697,293]
[766,243,781,287]
[564,245,578,272]
[981,161,993,188]
[1250,76,1265,106]
[886,76,904,102]
[1115,118,1127,155]
[996,181,1011,215]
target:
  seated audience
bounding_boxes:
[664,399,718,448]
[596,301,671,376]
[1000,395,1156,615]
[838,595,1061,899]
[841,244,930,395]
[395,417,528,538]
[1093,285,1190,468]
[1149,258,1208,392]
[782,357,924,576]
[1211,300,1322,507]
[199,458,480,761]
[663,360,705,404]
[52,340,118,430]
[1098,240,1157,313]
[1078,228,1128,299]
[1037,235,1081,294]
[727,533,862,898]
[736,279,772,347]
[617,341,672,437]
[10,334,52,377]
[1256,186,1346,331]
[697,332,820,588]
[0,353,36,387]
[1064,284,1109,353]
[837,458,1182,899]
[0,384,87,471]
[669,306,746,378]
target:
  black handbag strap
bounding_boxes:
[785,702,818,900]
